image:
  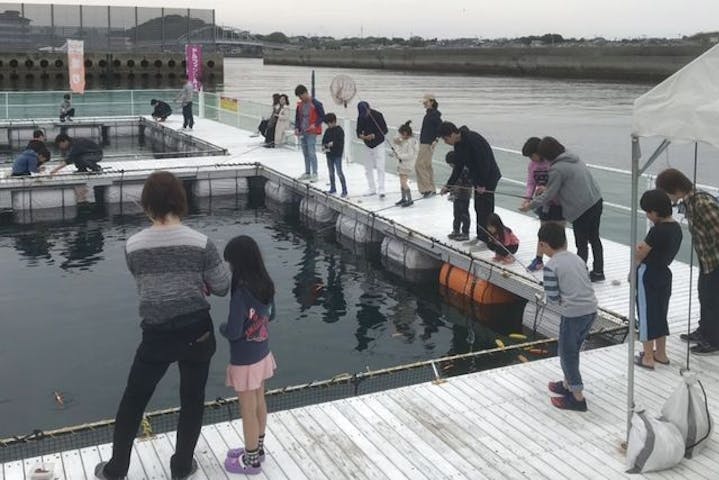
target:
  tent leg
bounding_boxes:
[626,136,640,441]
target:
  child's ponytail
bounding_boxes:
[398,121,412,136]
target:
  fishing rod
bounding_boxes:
[439,183,531,201]
[359,106,403,160]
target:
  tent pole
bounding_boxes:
[626,135,641,440]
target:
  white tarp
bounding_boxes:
[632,44,719,150]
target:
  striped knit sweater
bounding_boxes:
[125,224,230,327]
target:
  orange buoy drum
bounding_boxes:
[439,263,519,305]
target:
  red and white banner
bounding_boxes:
[67,39,85,94]
[185,44,203,91]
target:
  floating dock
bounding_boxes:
[1,115,716,478]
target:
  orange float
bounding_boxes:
[439,263,519,305]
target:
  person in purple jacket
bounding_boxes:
[221,236,277,475]
[521,137,564,272]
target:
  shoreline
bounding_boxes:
[264,45,710,82]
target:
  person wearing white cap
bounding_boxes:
[416,94,442,197]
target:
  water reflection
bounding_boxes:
[320,253,347,324]
[13,228,54,266]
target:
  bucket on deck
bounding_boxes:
[439,263,519,305]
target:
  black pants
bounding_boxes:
[103,311,216,478]
[453,198,470,234]
[60,108,75,121]
[182,103,194,129]
[474,191,495,242]
[698,267,719,346]
[74,152,103,172]
[572,199,604,274]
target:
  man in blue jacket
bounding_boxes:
[439,122,502,245]
[12,141,51,176]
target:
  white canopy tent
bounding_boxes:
[627,43,719,435]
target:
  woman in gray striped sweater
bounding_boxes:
[95,171,230,480]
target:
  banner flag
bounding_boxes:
[185,44,203,91]
[67,40,85,94]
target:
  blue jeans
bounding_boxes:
[300,135,318,175]
[326,154,347,193]
[558,312,596,392]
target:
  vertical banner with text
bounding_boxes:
[185,44,203,91]
[67,40,85,94]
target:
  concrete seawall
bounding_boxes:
[264,45,710,82]
[0,52,224,90]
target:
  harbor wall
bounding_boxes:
[264,45,710,82]
[0,52,224,90]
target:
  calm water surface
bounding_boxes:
[0,196,532,437]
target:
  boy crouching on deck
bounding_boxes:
[539,223,597,412]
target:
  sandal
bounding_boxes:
[653,353,670,365]
[634,352,655,370]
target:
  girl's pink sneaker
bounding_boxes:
[224,455,262,475]
[226,448,265,463]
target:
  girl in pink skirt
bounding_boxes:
[221,236,276,475]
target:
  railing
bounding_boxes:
[1,89,189,120]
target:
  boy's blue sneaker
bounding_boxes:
[527,257,544,272]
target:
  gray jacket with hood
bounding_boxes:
[528,151,601,222]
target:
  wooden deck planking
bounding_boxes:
[314,403,410,480]
[2,460,24,480]
[353,396,470,480]
[165,431,209,480]
[262,419,330,480]
[278,408,370,480]
[132,439,165,480]
[330,400,431,480]
[77,448,101,480]
[60,450,87,480]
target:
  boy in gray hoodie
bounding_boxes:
[521,136,605,282]
[539,222,597,412]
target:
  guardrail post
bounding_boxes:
[130,90,135,116]
[199,89,206,119]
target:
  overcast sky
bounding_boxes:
[5,0,719,39]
